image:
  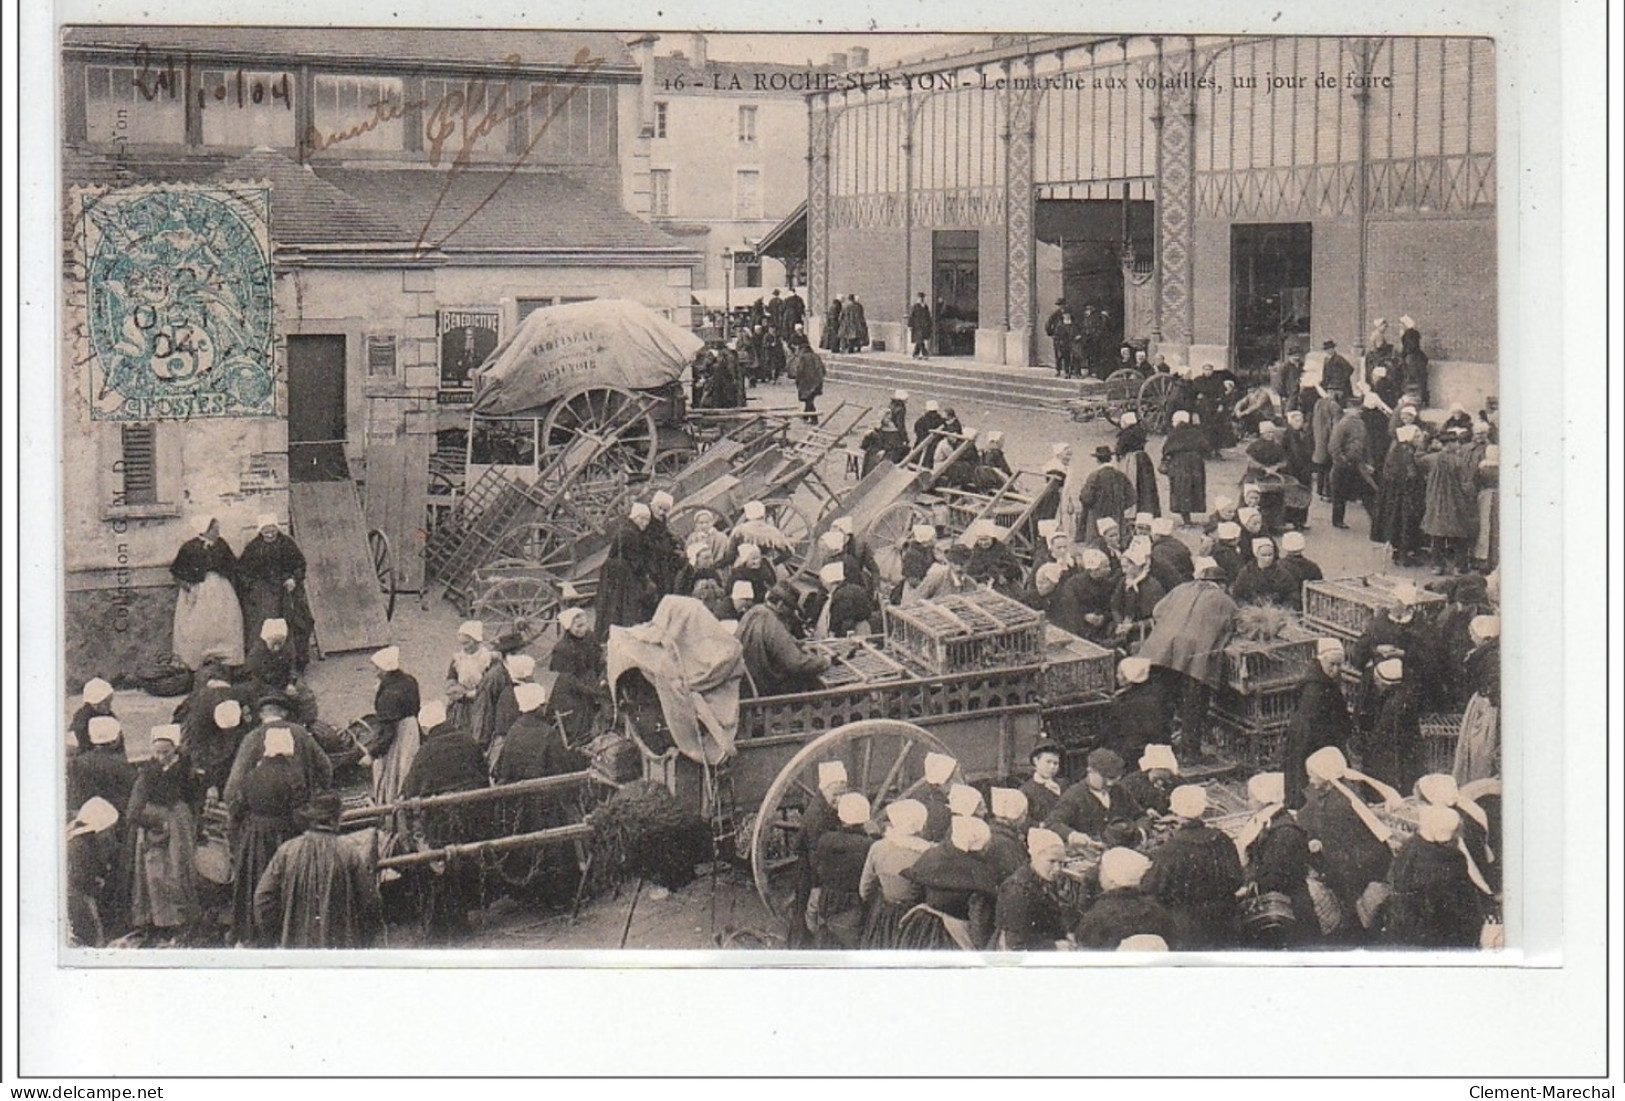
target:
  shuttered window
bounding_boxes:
[120,424,159,505]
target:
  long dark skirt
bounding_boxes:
[860,896,911,950]
[1166,453,1207,516]
[895,906,961,950]
[231,815,299,945]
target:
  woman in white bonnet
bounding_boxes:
[169,514,246,669]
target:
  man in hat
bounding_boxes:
[737,582,831,697]
[1328,401,1374,530]
[836,292,868,353]
[788,760,850,948]
[908,291,934,359]
[1077,444,1136,547]
[1137,558,1239,753]
[995,828,1073,950]
[1142,785,1243,949]
[253,791,384,949]
[1019,742,1068,827]
[70,677,118,752]
[1283,640,1357,809]
[224,693,333,808]
[1044,748,1142,844]
[1043,299,1073,377]
[1074,847,1179,950]
[1310,384,1342,499]
[1119,744,1180,817]
[235,513,314,671]
[1320,339,1355,396]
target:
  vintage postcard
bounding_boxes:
[14,0,1614,1079]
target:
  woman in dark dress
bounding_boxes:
[1115,414,1162,518]
[549,607,606,744]
[1358,658,1424,795]
[127,725,204,944]
[1234,772,1318,947]
[1383,806,1488,948]
[235,515,314,672]
[228,727,308,946]
[1371,425,1429,565]
[1160,411,1208,524]
[896,816,1002,949]
[1141,785,1244,949]
[170,515,245,670]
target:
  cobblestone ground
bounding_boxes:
[70,372,1448,949]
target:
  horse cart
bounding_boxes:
[1066,368,1179,434]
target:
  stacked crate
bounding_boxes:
[882,590,1047,675]
[1209,622,1322,769]
[1419,712,1467,774]
[1303,575,1446,641]
[1038,624,1116,704]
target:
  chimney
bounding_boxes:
[847,46,869,69]
[827,51,848,71]
[628,33,659,138]
[689,33,708,68]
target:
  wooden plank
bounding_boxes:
[362,438,431,592]
[290,481,392,655]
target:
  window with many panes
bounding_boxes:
[654,100,669,138]
[422,76,513,162]
[312,74,407,151]
[738,105,757,144]
[83,64,186,144]
[196,68,296,147]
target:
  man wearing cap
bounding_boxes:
[127,725,203,942]
[170,515,246,669]
[1137,559,1240,752]
[596,504,657,644]
[68,797,124,946]
[1296,746,1401,940]
[737,583,831,697]
[1276,532,1322,607]
[1044,748,1142,845]
[70,677,118,752]
[1283,640,1356,808]
[235,514,314,672]
[253,791,384,949]
[1419,428,1481,575]
[1077,444,1136,548]
[1234,772,1316,947]
[1074,847,1179,950]
[809,792,874,948]
[1019,743,1068,827]
[994,828,1072,950]
[1142,784,1243,949]
[1382,805,1490,948]
[1118,744,1180,817]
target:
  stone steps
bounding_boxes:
[823,351,1082,411]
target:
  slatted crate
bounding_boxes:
[1303,575,1447,639]
[1040,624,1117,702]
[1207,714,1288,770]
[806,636,913,689]
[1420,711,1465,774]
[739,665,1040,740]
[883,590,1047,675]
[1222,621,1321,693]
[1212,683,1300,731]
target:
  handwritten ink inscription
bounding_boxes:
[82,186,276,421]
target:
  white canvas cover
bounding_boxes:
[471,299,704,416]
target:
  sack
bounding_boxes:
[1305,873,1344,936]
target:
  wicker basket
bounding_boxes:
[883,590,1047,674]
[1303,575,1447,639]
[1040,625,1116,702]
[1221,622,1320,693]
[1420,711,1465,774]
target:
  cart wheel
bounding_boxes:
[499,522,576,578]
[471,571,563,647]
[366,529,398,621]
[652,448,698,481]
[764,498,814,577]
[542,386,659,482]
[749,720,952,919]
[1106,367,1144,386]
[863,500,932,585]
[1137,372,1179,435]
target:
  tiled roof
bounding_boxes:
[61,26,637,78]
[215,148,411,245]
[315,165,695,255]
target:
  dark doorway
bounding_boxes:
[287,334,349,482]
[1231,223,1312,383]
[932,230,979,356]
[1035,197,1156,371]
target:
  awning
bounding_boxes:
[755,200,806,261]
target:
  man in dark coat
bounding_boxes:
[235,516,314,672]
[1284,641,1356,808]
[1018,742,1067,827]
[782,288,806,332]
[1047,308,1079,378]
[994,828,1071,950]
[1320,340,1356,396]
[225,695,333,806]
[791,344,825,423]
[253,792,384,949]
[836,293,868,352]
[908,292,933,359]
[1137,561,1239,754]
[1328,403,1374,531]
[1077,445,1136,547]
[1141,785,1244,949]
[737,583,830,696]
[1044,748,1142,844]
[1074,846,1180,949]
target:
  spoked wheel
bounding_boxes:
[366,529,398,621]
[541,386,659,483]
[863,500,933,585]
[749,720,951,919]
[470,561,564,647]
[1105,367,1144,386]
[1138,372,1179,435]
[652,448,698,481]
[499,522,576,578]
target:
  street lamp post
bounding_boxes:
[721,247,735,339]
